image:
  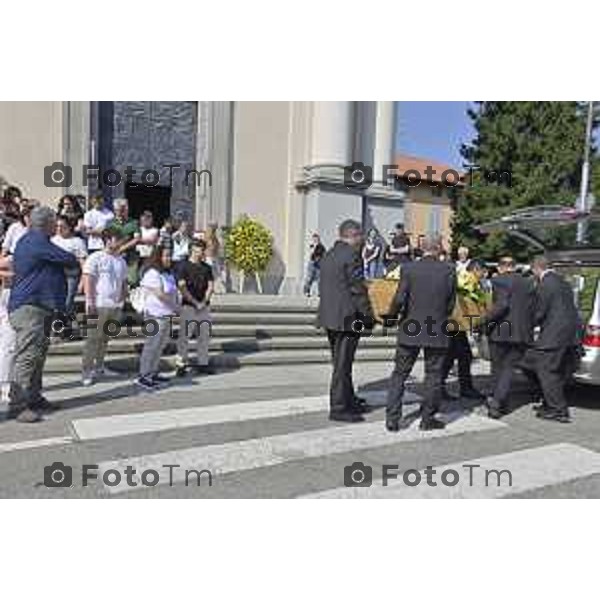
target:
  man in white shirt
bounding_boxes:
[456,246,471,273]
[83,196,114,253]
[135,210,159,259]
[81,228,128,385]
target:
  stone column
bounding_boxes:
[372,101,396,182]
[194,101,234,231]
[310,101,353,166]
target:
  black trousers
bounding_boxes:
[327,330,360,414]
[387,343,446,422]
[488,342,528,411]
[520,346,577,415]
[441,331,473,391]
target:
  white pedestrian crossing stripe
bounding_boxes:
[299,443,600,499]
[71,390,418,441]
[97,412,506,494]
[0,436,73,454]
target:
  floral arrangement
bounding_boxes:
[457,270,490,305]
[224,215,273,275]
[384,265,402,280]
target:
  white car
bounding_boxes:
[477,205,600,386]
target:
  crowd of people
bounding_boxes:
[303,222,450,295]
[318,219,581,429]
[0,184,582,429]
[0,186,225,423]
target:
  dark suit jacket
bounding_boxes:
[388,257,456,348]
[533,271,579,349]
[317,240,373,331]
[485,273,535,344]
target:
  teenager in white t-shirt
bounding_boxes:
[135,210,159,259]
[52,216,88,315]
[136,246,179,390]
[81,229,128,385]
[83,196,114,252]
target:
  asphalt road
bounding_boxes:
[2,360,600,498]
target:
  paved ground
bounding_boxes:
[2,358,600,498]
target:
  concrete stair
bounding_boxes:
[45,294,397,373]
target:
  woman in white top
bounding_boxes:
[0,255,16,403]
[136,246,179,390]
[52,216,88,315]
[1,208,31,256]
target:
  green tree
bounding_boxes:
[452,102,593,261]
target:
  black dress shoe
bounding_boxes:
[419,417,446,430]
[461,388,487,401]
[350,401,374,414]
[536,411,571,424]
[30,397,57,412]
[386,420,400,432]
[329,412,365,423]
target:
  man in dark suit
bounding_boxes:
[386,237,457,431]
[521,256,580,423]
[481,256,535,419]
[318,219,374,423]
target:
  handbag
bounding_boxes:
[129,286,147,313]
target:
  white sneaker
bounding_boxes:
[82,373,94,386]
[1,383,11,403]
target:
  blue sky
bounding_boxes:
[395,101,474,168]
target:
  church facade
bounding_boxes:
[0,101,404,293]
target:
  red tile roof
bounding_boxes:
[393,153,465,186]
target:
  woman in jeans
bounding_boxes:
[136,246,179,391]
[51,216,88,316]
[0,255,16,403]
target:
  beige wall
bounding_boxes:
[231,101,314,291]
[404,184,453,247]
[0,101,66,202]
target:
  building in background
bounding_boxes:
[392,153,460,249]
[0,101,404,293]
